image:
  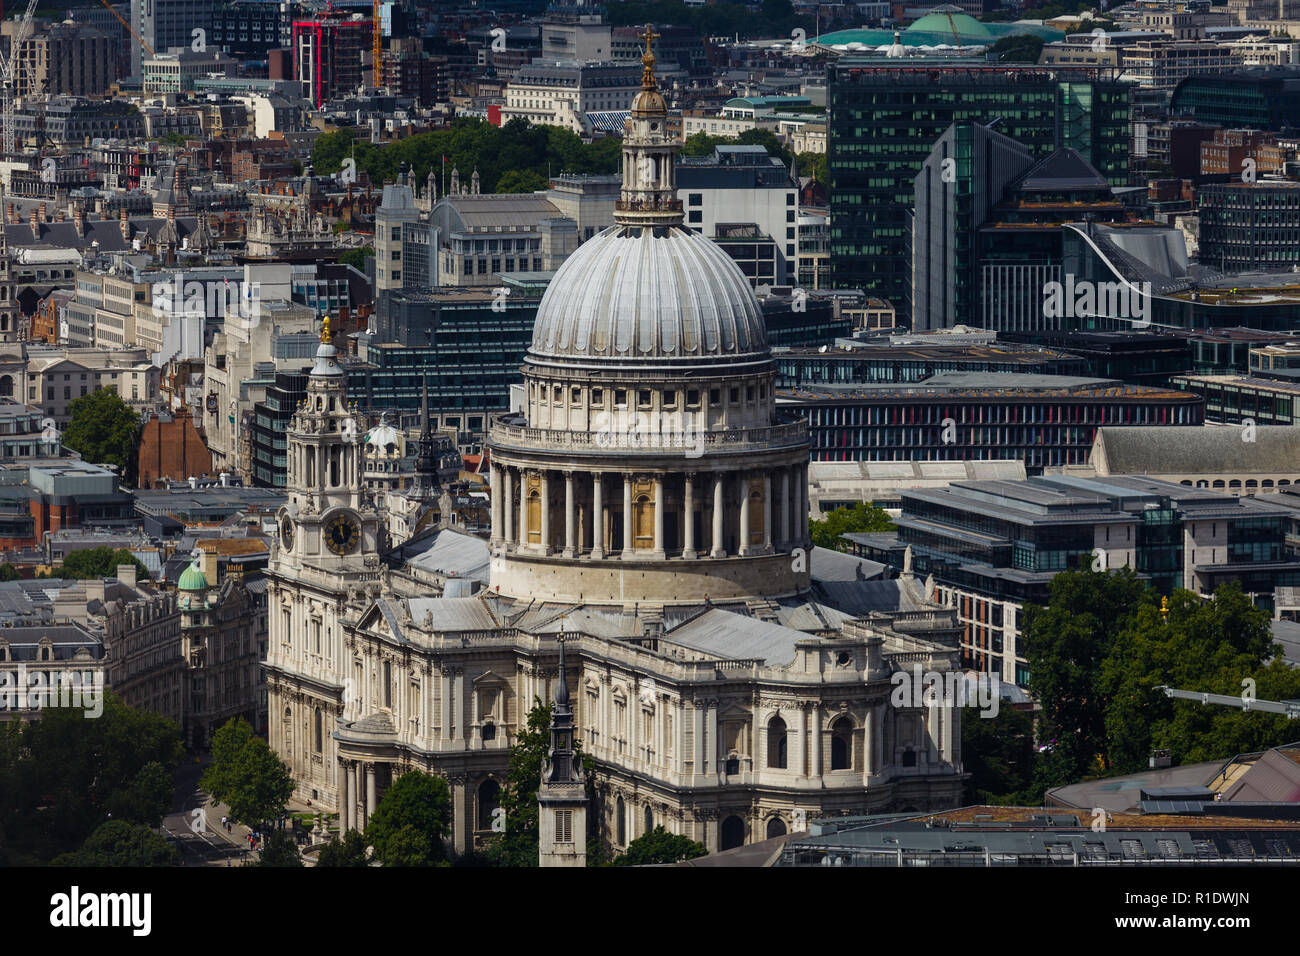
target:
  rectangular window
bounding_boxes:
[688,193,702,206]
[638,390,651,407]
[592,388,603,405]
[556,809,573,844]
[615,389,627,406]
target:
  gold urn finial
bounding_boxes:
[640,23,660,90]
[320,314,332,345]
[1160,596,1169,620]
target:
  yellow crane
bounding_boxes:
[372,0,382,89]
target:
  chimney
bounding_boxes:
[219,471,230,487]
[39,202,46,223]
[120,207,129,240]
[116,564,137,588]
[5,202,12,224]
[201,549,219,587]
[73,202,84,237]
[30,207,38,233]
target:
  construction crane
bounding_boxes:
[0,0,37,156]
[371,0,382,89]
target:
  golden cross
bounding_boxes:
[320,314,332,344]
[641,23,660,57]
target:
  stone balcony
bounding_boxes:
[488,416,808,458]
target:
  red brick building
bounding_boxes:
[137,409,213,488]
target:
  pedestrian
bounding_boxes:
[221,815,227,828]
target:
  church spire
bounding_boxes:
[539,622,587,866]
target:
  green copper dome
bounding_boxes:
[905,10,993,40]
[178,559,208,592]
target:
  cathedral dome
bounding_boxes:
[527,224,767,367]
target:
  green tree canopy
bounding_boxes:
[495,169,550,194]
[364,771,452,866]
[0,564,20,581]
[988,33,1044,62]
[62,387,141,485]
[809,502,894,550]
[960,706,1036,804]
[200,718,294,827]
[53,820,179,867]
[0,695,183,864]
[338,246,373,271]
[613,826,707,866]
[316,829,370,867]
[56,547,150,582]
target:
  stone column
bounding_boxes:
[800,463,810,547]
[795,705,808,778]
[693,701,705,778]
[503,467,514,545]
[490,464,503,547]
[453,670,465,744]
[652,475,665,558]
[810,704,822,778]
[349,761,360,831]
[364,763,376,829]
[707,700,720,784]
[339,759,351,831]
[563,471,576,557]
[711,473,726,558]
[864,706,876,778]
[763,474,773,553]
[591,473,604,559]
[622,474,634,558]
[682,473,697,559]
[779,467,791,550]
[540,470,552,555]
[738,473,752,556]
[518,470,528,550]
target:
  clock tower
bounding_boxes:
[275,315,381,568]
[265,315,383,810]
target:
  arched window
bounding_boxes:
[482,722,496,741]
[616,796,626,846]
[0,375,12,398]
[720,815,745,851]
[633,494,653,549]
[767,715,787,769]
[477,779,500,831]
[830,717,852,771]
[313,707,322,753]
[644,804,653,836]
[527,490,541,543]
[766,817,787,839]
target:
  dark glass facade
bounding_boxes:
[1199,183,1300,273]
[827,62,1131,318]
[250,369,310,488]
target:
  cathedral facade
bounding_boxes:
[264,33,967,859]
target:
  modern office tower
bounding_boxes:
[910,121,1035,331]
[677,145,800,286]
[1198,182,1300,273]
[827,62,1131,321]
[130,0,221,79]
[1170,67,1300,130]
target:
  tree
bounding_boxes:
[56,547,150,582]
[0,564,19,580]
[316,829,370,867]
[809,502,894,550]
[0,694,183,863]
[54,820,178,867]
[338,246,373,271]
[495,169,550,194]
[960,706,1036,803]
[62,388,141,485]
[988,33,1044,63]
[200,718,294,827]
[257,829,303,867]
[613,826,707,866]
[796,151,827,186]
[1023,563,1149,787]
[364,771,452,866]
[159,131,188,148]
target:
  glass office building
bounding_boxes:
[827,62,1130,320]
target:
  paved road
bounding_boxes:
[159,753,258,867]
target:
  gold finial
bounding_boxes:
[320,314,332,345]
[640,23,660,90]
[1160,596,1169,620]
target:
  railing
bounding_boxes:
[489,418,808,453]
[615,198,683,213]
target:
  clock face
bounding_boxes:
[280,517,294,551]
[325,513,361,556]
